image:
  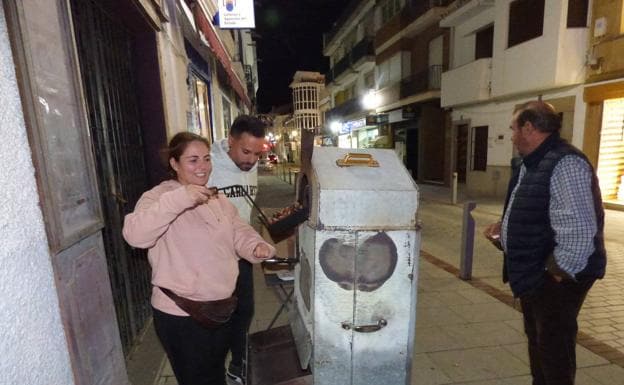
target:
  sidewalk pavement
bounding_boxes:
[152,173,624,384]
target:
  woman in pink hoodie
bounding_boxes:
[123,132,275,385]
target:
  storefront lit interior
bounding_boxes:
[597,97,624,208]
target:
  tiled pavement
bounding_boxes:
[417,183,624,368]
[152,174,624,384]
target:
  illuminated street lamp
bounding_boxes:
[361,90,379,110]
[329,120,341,133]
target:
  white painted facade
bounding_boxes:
[440,0,589,197]
[0,8,75,384]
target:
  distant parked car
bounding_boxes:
[258,158,274,171]
[268,153,279,164]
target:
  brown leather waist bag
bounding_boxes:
[159,287,237,329]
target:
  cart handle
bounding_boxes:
[336,152,379,167]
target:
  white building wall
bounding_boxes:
[0,8,75,385]
[556,22,588,86]
[451,85,586,167]
[452,8,495,67]
[159,3,191,137]
[491,0,586,97]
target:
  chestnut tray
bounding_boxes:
[261,206,309,243]
[217,184,309,243]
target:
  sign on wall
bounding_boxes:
[218,0,256,29]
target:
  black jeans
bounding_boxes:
[153,308,230,385]
[228,259,255,370]
[520,274,595,385]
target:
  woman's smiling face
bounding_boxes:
[169,140,212,186]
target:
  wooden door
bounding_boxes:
[456,124,468,183]
[4,1,129,383]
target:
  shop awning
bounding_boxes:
[192,4,251,109]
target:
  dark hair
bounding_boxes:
[230,115,266,139]
[163,132,210,179]
[514,101,561,134]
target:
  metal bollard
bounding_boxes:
[459,201,477,280]
[452,172,458,205]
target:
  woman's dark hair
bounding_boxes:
[162,132,210,179]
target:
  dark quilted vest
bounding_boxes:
[503,134,606,297]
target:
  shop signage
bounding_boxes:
[341,118,366,134]
[365,114,389,125]
[218,0,256,28]
[402,106,419,120]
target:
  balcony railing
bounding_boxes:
[376,0,453,48]
[327,37,375,84]
[399,65,443,98]
[350,37,375,67]
[323,0,365,47]
[333,55,351,80]
[325,97,363,122]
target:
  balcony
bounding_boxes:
[400,65,443,98]
[323,0,365,48]
[328,37,375,85]
[350,37,374,70]
[441,58,492,107]
[376,0,453,49]
[325,97,364,122]
[333,55,353,81]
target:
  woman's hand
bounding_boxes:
[185,185,218,205]
[253,243,274,260]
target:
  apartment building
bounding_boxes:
[323,0,453,184]
[323,0,377,149]
[583,0,624,209]
[374,0,453,184]
[441,0,591,198]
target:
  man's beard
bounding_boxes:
[237,162,254,171]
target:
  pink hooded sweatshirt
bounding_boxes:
[123,179,275,316]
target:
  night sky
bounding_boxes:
[254,0,350,113]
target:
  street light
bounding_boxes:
[329,120,341,133]
[361,90,379,110]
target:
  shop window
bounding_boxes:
[597,97,624,202]
[380,0,403,24]
[471,126,488,171]
[475,25,494,59]
[222,96,231,136]
[376,52,405,88]
[508,0,544,48]
[567,0,588,28]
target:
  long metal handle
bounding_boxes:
[215,185,271,226]
[341,318,387,333]
[263,256,299,265]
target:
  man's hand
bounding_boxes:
[484,221,503,250]
[185,185,218,205]
[253,243,274,260]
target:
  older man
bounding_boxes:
[484,101,606,385]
